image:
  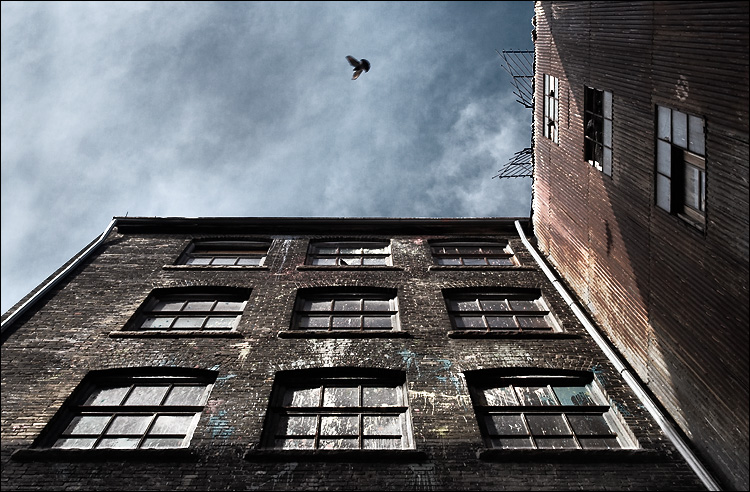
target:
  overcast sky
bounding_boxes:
[1,1,534,314]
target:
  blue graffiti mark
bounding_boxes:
[398,349,420,376]
[215,374,237,385]
[207,409,235,439]
[611,398,632,417]
[590,364,608,385]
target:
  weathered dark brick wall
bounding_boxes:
[2,221,705,490]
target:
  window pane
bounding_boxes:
[603,91,612,119]
[141,437,185,449]
[237,257,262,266]
[183,301,213,312]
[363,437,401,449]
[657,140,672,177]
[362,257,387,266]
[486,316,517,329]
[578,437,621,449]
[487,257,514,266]
[333,300,361,312]
[106,415,152,435]
[363,415,401,435]
[656,174,671,211]
[517,316,551,328]
[603,147,612,176]
[332,316,361,329]
[153,301,184,312]
[172,317,205,329]
[214,301,244,312]
[276,438,314,449]
[567,414,612,435]
[284,387,321,407]
[363,316,392,329]
[485,414,527,435]
[363,386,400,406]
[526,414,569,435]
[298,316,329,328]
[449,299,478,311]
[516,386,558,406]
[86,387,130,406]
[604,118,612,147]
[211,258,236,266]
[463,258,487,266]
[338,257,361,266]
[311,257,336,266]
[323,387,359,407]
[436,257,461,265]
[688,115,705,154]
[319,438,358,449]
[204,316,237,329]
[278,415,317,435]
[54,438,97,449]
[672,110,687,148]
[684,164,702,210]
[480,300,508,311]
[454,316,485,328]
[64,415,111,435]
[97,437,140,449]
[321,415,358,435]
[553,386,596,406]
[124,386,169,406]
[363,300,390,311]
[509,300,539,311]
[165,386,206,406]
[141,317,174,329]
[482,386,518,406]
[535,437,577,449]
[339,247,361,254]
[150,415,194,435]
[657,106,671,140]
[362,247,388,254]
[303,300,331,312]
[492,437,534,449]
[186,258,211,265]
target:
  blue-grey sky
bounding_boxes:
[1,1,534,314]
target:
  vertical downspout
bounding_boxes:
[1,218,119,337]
[514,220,721,491]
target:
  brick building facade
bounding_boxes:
[2,217,708,490]
[532,2,749,490]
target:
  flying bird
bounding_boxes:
[346,56,370,80]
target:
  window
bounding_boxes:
[262,370,413,450]
[292,290,399,333]
[584,87,613,175]
[430,240,515,266]
[543,74,559,143]
[39,369,215,450]
[445,291,559,334]
[467,370,630,450]
[656,106,706,228]
[131,289,249,333]
[178,240,269,266]
[307,241,391,266]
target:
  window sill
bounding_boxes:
[447,331,579,339]
[279,330,410,339]
[162,265,269,270]
[296,265,403,271]
[12,448,199,463]
[244,449,427,463]
[477,448,661,463]
[110,330,243,339]
[428,265,534,271]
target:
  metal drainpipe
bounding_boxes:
[514,220,721,491]
[1,218,119,336]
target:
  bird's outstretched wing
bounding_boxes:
[346,55,359,67]
[352,69,363,80]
